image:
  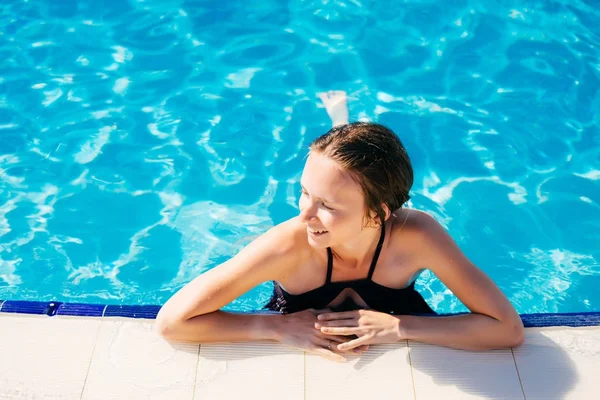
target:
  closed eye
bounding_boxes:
[300,188,334,211]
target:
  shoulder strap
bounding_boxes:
[326,247,333,284]
[367,223,386,280]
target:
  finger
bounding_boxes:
[314,336,349,351]
[313,348,347,363]
[309,308,332,316]
[317,311,358,321]
[348,345,369,355]
[313,338,351,357]
[322,334,352,344]
[314,336,359,353]
[321,337,367,354]
[315,319,359,328]
[343,347,367,355]
[322,336,364,353]
[313,336,334,348]
[337,335,371,351]
[320,326,360,336]
[341,343,369,354]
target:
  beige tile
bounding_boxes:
[514,327,600,400]
[305,342,414,400]
[0,314,101,400]
[195,342,304,400]
[409,341,524,399]
[82,317,199,400]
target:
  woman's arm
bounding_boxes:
[155,219,358,362]
[400,211,525,350]
[315,210,524,352]
[400,313,523,351]
[154,220,298,343]
[156,309,281,343]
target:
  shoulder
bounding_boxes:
[390,208,468,272]
[248,216,311,266]
[266,216,310,251]
[388,208,451,260]
[389,208,442,240]
[212,216,310,284]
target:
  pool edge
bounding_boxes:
[0,299,598,327]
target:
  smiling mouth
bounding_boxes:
[308,229,328,235]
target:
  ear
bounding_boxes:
[381,204,391,222]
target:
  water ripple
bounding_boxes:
[0,0,599,313]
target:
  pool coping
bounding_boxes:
[0,299,598,327]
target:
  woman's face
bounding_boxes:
[298,152,369,248]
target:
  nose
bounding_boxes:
[299,203,318,224]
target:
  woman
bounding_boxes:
[155,91,524,362]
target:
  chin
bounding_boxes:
[307,233,331,248]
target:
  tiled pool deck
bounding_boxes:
[0,300,599,399]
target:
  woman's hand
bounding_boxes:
[274,309,369,362]
[314,309,404,351]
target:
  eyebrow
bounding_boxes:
[300,183,337,205]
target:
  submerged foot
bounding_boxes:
[318,90,349,127]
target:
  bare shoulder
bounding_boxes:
[254,216,310,262]
[391,209,523,331]
[157,216,310,321]
[194,215,310,286]
[390,208,469,273]
[388,208,454,269]
[263,216,306,249]
[389,207,442,242]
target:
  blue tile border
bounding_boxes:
[56,302,107,317]
[520,312,600,328]
[0,299,599,327]
[104,304,162,319]
[0,300,163,318]
[0,300,63,316]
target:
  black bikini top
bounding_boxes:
[266,223,436,315]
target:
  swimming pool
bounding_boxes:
[0,0,598,315]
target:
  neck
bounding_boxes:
[329,223,384,269]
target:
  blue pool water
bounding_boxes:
[0,0,599,314]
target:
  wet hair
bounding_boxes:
[309,122,414,227]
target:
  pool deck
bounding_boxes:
[1,303,599,399]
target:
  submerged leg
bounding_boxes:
[318,90,349,127]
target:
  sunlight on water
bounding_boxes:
[0,0,598,313]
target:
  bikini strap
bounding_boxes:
[326,223,385,283]
[367,223,386,280]
[326,247,333,284]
